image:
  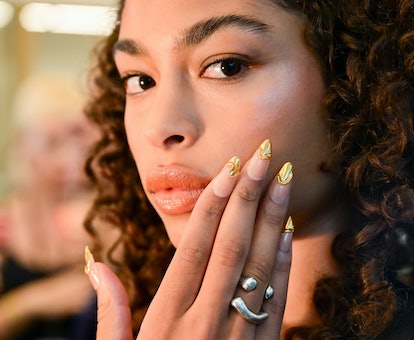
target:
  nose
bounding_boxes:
[144,78,200,150]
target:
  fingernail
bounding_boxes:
[277,162,293,185]
[284,216,294,233]
[247,139,272,181]
[227,156,241,177]
[84,246,101,290]
[213,156,240,197]
[258,139,272,160]
[279,217,294,252]
[279,231,293,252]
[270,163,293,204]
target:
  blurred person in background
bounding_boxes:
[0,72,98,340]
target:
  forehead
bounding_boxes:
[119,0,291,37]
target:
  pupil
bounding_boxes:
[221,60,241,76]
[140,76,155,89]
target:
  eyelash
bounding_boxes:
[120,73,156,95]
[201,56,251,80]
[120,56,251,95]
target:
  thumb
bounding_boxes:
[85,247,134,340]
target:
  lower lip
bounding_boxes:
[151,188,205,215]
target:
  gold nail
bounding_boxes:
[227,156,241,177]
[284,216,294,233]
[84,246,101,289]
[277,162,293,185]
[258,139,272,160]
[84,246,93,275]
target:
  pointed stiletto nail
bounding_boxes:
[258,139,272,160]
[84,246,101,290]
[247,139,272,181]
[279,217,294,252]
[213,156,240,197]
[227,156,241,177]
[284,216,294,233]
[277,162,293,185]
[279,231,293,252]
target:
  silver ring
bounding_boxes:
[264,285,274,300]
[231,297,269,324]
[239,276,257,291]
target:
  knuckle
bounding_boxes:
[263,209,285,226]
[263,206,285,226]
[204,202,224,219]
[237,185,260,203]
[97,298,112,323]
[177,246,205,265]
[217,239,247,267]
[245,257,271,283]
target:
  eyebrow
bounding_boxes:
[113,14,270,56]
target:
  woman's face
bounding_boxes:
[115,0,337,245]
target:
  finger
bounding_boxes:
[258,226,293,339]
[84,247,133,340]
[151,156,240,313]
[234,162,293,318]
[198,140,273,321]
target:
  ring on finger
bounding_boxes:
[264,285,274,300]
[239,277,274,301]
[231,297,269,324]
[239,276,258,291]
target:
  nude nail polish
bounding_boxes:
[279,217,294,252]
[279,231,293,252]
[213,156,240,197]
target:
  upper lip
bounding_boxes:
[146,166,211,193]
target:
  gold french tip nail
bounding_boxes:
[277,162,293,185]
[227,156,241,177]
[258,139,272,160]
[284,216,294,233]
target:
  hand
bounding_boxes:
[87,139,293,339]
[85,259,133,340]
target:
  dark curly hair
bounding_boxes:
[84,0,414,338]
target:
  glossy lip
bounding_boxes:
[146,166,211,215]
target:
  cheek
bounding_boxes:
[125,109,141,156]
[124,111,149,180]
[234,80,325,153]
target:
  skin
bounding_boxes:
[89,0,351,339]
[116,0,337,244]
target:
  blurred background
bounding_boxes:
[0,2,119,339]
[0,0,117,200]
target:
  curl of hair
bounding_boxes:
[282,0,414,338]
[85,0,414,337]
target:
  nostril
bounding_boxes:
[164,135,185,146]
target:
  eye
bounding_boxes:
[201,58,249,79]
[122,74,156,94]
